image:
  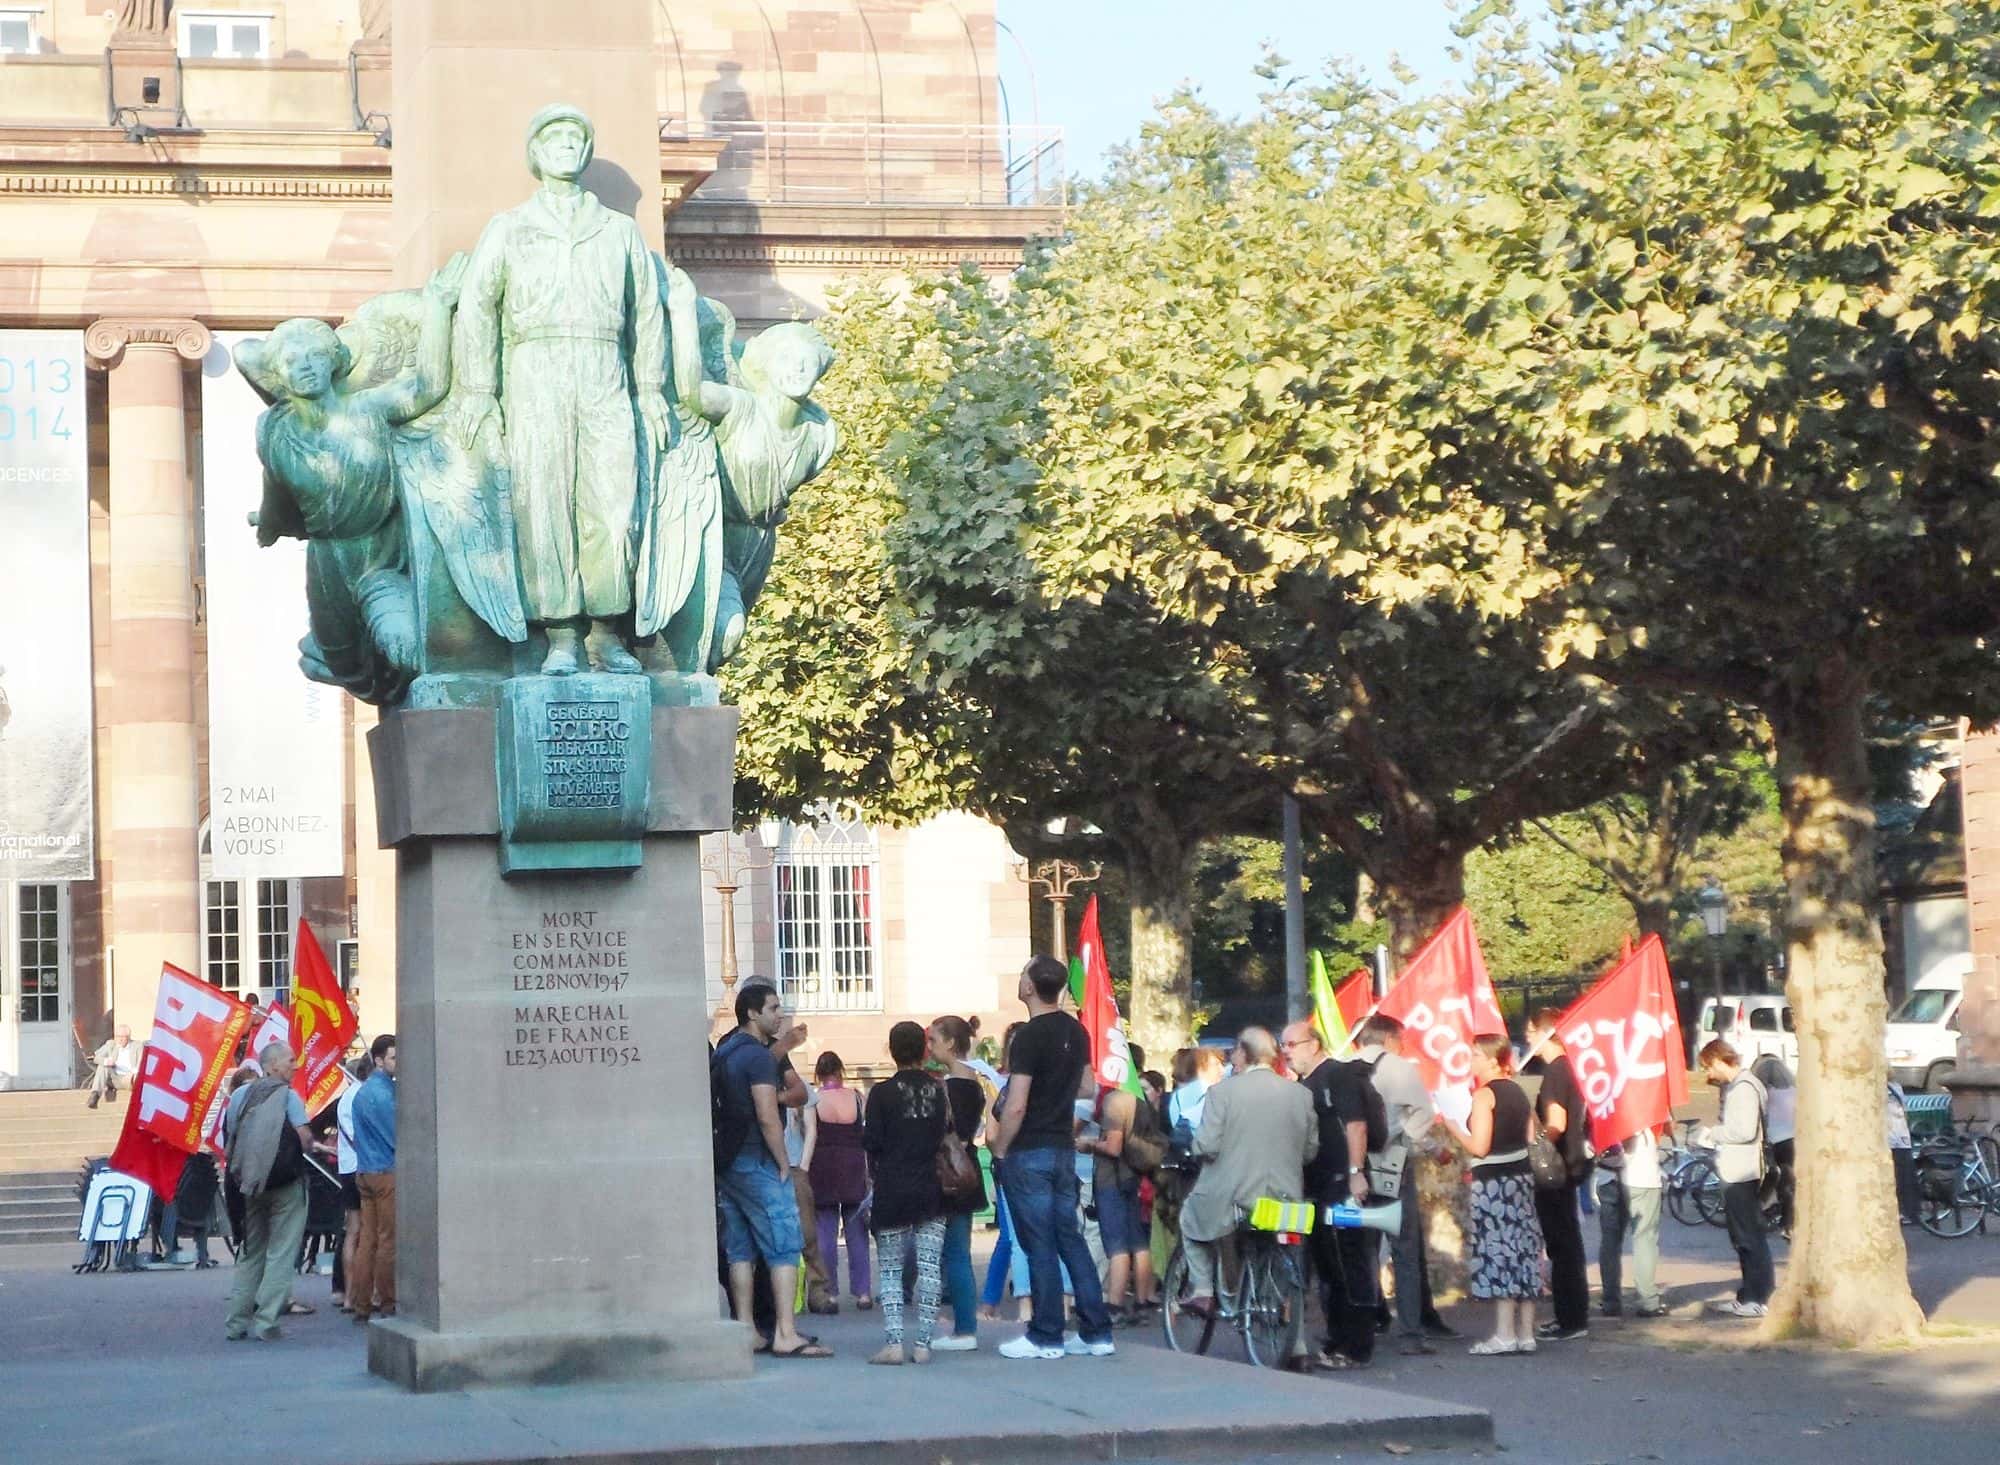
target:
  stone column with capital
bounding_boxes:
[86,318,209,1041]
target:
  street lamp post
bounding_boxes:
[1697,878,1729,1013]
[705,820,782,1004]
[1017,858,1101,962]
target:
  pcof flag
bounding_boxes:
[1555,934,1689,1154]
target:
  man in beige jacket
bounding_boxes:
[1178,1028,1318,1315]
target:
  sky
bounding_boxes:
[995,1,1465,178]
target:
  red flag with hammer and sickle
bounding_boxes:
[289,921,357,1117]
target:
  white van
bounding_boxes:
[1886,957,1967,1093]
[1690,995,1797,1071]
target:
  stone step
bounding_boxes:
[0,1149,106,1174]
[0,1216,76,1242]
[0,1197,76,1221]
[0,1170,79,1190]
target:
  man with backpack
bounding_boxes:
[711,982,829,1358]
[1281,1019,1381,1370]
[1075,1076,1165,1324]
[221,1042,315,1341]
[1525,1008,1595,1342]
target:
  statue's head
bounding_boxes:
[259,318,351,402]
[525,104,595,183]
[739,322,834,402]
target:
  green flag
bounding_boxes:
[1309,949,1348,1051]
[1068,953,1085,1007]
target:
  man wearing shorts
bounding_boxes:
[713,982,829,1358]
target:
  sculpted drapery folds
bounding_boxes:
[237,104,836,708]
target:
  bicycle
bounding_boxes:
[1663,1124,1721,1227]
[1160,1203,1310,1370]
[1916,1130,2000,1238]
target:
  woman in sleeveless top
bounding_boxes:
[1442,1033,1545,1355]
[808,1052,873,1309]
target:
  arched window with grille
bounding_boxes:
[771,816,880,1013]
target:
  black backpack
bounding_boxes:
[709,1033,756,1171]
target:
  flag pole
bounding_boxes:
[1282,794,1308,1025]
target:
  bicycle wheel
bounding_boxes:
[1666,1169,1705,1227]
[1241,1240,1305,1371]
[1919,1160,1987,1239]
[1689,1159,1727,1226]
[1161,1244,1217,1355]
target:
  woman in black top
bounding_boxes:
[863,1021,949,1364]
[1442,1033,1545,1356]
[927,1016,988,1350]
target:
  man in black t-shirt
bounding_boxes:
[989,956,1115,1359]
[1282,1021,1376,1369]
[1526,1007,1592,1342]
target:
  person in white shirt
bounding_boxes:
[1696,1041,1772,1318]
[86,1025,142,1108]
[1596,1126,1667,1318]
[1355,1016,1455,1353]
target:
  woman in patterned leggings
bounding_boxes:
[863,1020,949,1364]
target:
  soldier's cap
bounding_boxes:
[525,104,595,174]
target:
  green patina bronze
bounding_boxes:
[496,673,652,875]
[238,102,838,871]
[238,101,839,715]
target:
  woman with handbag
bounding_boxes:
[928,1016,990,1351]
[863,1021,952,1363]
[1440,1034,1546,1356]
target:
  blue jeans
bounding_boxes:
[942,1211,977,1336]
[716,1149,804,1266]
[1000,1147,1111,1348]
[981,1185,1013,1308]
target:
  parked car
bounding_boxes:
[1689,995,1796,1070]
[1886,956,1967,1093]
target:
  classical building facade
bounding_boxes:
[0,1,1056,1087]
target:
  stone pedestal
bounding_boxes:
[107,38,182,129]
[365,694,751,1391]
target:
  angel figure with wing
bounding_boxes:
[638,262,837,675]
[237,255,527,705]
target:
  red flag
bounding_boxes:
[108,1078,190,1199]
[135,964,255,1153]
[1335,971,1373,1033]
[1075,896,1140,1093]
[289,921,357,1116]
[1374,908,1505,1094]
[1555,934,1689,1153]
[247,1002,290,1067]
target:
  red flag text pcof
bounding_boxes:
[1373,909,1505,1093]
[109,1078,191,1199]
[1075,896,1137,1092]
[289,920,357,1115]
[135,963,254,1153]
[1555,934,1689,1153]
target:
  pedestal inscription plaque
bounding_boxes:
[497,674,651,874]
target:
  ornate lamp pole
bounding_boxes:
[705,821,781,1002]
[1017,857,1102,962]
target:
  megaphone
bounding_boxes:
[1323,1199,1403,1237]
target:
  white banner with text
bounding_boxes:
[201,334,344,879]
[0,331,94,880]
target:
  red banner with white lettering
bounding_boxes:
[1336,972,1374,1034]
[289,921,356,1116]
[248,1002,290,1067]
[1374,908,1505,1096]
[109,1075,191,1199]
[133,963,255,1153]
[1556,934,1689,1153]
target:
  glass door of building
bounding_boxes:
[1,881,73,1088]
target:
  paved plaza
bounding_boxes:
[4,1209,1994,1465]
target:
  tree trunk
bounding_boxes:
[1633,894,1673,940]
[1372,842,1473,1295]
[1123,828,1196,1065]
[1764,658,1924,1346]
[1376,847,1469,965]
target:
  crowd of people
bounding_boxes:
[705,961,1858,1371]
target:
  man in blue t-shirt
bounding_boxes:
[221,1042,314,1340]
[713,982,829,1357]
[350,1033,398,1323]
[988,955,1114,1360]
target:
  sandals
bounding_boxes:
[282,1301,316,1317]
[769,1339,833,1359]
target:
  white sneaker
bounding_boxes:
[929,1334,978,1352]
[1063,1333,1117,1357]
[998,1335,1064,1360]
[1713,1300,1768,1319]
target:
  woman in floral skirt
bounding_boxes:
[1443,1034,1545,1355]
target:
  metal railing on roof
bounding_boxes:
[661,118,1066,210]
